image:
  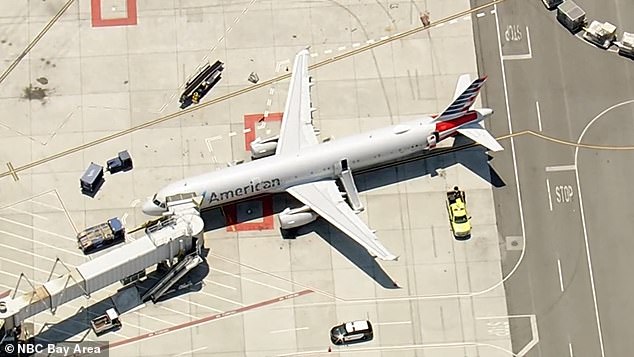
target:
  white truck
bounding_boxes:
[617,32,634,58]
[583,20,617,49]
[77,218,125,254]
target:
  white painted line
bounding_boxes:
[242,8,248,14]
[477,12,486,18]
[210,267,292,293]
[569,341,574,357]
[324,49,333,54]
[121,212,129,225]
[535,101,542,131]
[129,198,141,207]
[0,242,55,262]
[337,46,346,51]
[228,132,237,137]
[557,258,564,291]
[0,229,85,257]
[463,15,471,21]
[268,87,275,95]
[352,42,361,47]
[30,199,64,211]
[366,39,375,44]
[157,305,198,320]
[263,110,270,118]
[275,59,290,72]
[208,135,222,142]
[266,98,272,107]
[175,297,223,313]
[265,129,271,135]
[226,26,232,33]
[174,347,208,357]
[0,211,76,242]
[270,327,309,334]
[436,23,445,27]
[243,128,252,134]
[379,36,389,41]
[204,139,214,153]
[545,165,576,172]
[502,54,532,60]
[310,53,318,57]
[233,17,240,24]
[374,321,411,326]
[490,9,496,14]
[197,291,245,307]
[205,280,237,290]
[546,178,553,211]
[7,207,48,220]
[449,19,458,24]
[526,26,533,57]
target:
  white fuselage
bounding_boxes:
[145,111,483,214]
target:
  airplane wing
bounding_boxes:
[458,123,504,151]
[275,48,319,155]
[287,181,398,261]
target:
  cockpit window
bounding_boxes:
[153,198,166,209]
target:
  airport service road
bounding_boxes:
[471,0,634,356]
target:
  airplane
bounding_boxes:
[142,48,503,261]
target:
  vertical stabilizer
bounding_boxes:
[436,75,487,122]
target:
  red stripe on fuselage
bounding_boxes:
[434,111,478,134]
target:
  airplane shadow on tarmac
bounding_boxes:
[199,136,505,289]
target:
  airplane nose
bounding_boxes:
[142,199,162,216]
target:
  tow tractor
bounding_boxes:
[90,308,122,336]
[446,186,472,240]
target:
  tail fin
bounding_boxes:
[436,75,487,122]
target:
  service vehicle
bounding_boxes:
[557,0,586,34]
[80,162,104,196]
[179,60,224,109]
[330,320,374,345]
[91,308,122,336]
[77,217,125,253]
[617,31,634,58]
[583,20,617,49]
[106,150,133,174]
[542,0,563,10]
[446,186,472,240]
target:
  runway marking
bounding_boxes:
[572,101,634,357]
[228,131,237,137]
[275,59,290,72]
[379,36,389,41]
[242,128,252,134]
[502,26,533,60]
[0,229,85,258]
[449,19,459,24]
[7,207,48,220]
[338,46,347,51]
[268,87,275,95]
[374,321,411,326]
[6,162,18,181]
[266,98,272,107]
[106,290,312,351]
[546,179,553,211]
[366,39,375,44]
[30,199,64,212]
[557,258,564,291]
[477,12,486,17]
[197,290,245,307]
[226,26,232,33]
[324,49,333,54]
[0,243,56,262]
[277,342,515,356]
[0,216,75,242]
[270,327,309,334]
[309,52,318,57]
[205,280,237,290]
[493,3,530,320]
[535,101,542,131]
[462,15,471,21]
[210,267,292,293]
[569,341,574,356]
[174,347,208,356]
[545,164,576,172]
[153,305,198,320]
[352,42,361,47]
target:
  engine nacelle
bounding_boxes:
[250,135,279,159]
[426,131,439,149]
[278,206,318,230]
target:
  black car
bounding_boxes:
[330,320,374,345]
[179,60,224,109]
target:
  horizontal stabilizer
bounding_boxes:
[457,123,504,152]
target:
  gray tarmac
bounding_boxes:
[471,0,634,356]
[0,0,515,356]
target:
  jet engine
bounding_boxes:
[426,131,440,149]
[278,205,318,230]
[250,135,279,159]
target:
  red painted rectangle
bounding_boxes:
[91,0,137,27]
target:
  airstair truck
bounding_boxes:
[77,218,125,254]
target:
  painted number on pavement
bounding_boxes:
[555,185,574,203]
[486,321,510,337]
[505,25,522,41]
